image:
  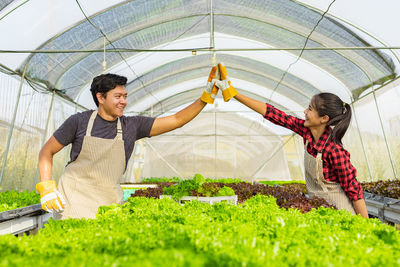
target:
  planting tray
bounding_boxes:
[0,204,52,236]
[364,192,400,224]
[160,195,238,205]
[121,184,159,201]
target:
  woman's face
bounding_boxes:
[303,101,323,128]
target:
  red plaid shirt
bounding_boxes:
[264,103,363,201]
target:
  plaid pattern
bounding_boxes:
[264,103,363,201]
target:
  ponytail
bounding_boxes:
[312,93,352,145]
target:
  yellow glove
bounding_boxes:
[200,66,219,104]
[35,180,65,212]
[216,62,238,102]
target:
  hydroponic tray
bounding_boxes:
[364,192,400,224]
[160,195,238,205]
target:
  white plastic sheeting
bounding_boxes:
[0,0,399,188]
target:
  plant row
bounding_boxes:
[361,180,400,199]
[132,176,331,213]
[139,176,247,184]
[1,196,399,266]
[0,190,40,213]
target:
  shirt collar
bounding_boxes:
[313,127,331,152]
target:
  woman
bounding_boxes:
[213,63,368,218]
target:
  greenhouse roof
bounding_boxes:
[1,0,399,113]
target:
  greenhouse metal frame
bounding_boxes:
[0,0,399,191]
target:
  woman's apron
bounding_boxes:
[54,110,125,220]
[304,140,356,214]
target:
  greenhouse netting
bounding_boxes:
[0,0,399,191]
[1,1,400,266]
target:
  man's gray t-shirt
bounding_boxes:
[53,110,155,168]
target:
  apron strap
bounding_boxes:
[304,139,328,192]
[315,153,328,192]
[86,110,123,139]
[116,117,123,140]
[86,110,98,136]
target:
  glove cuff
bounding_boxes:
[36,180,57,195]
[201,91,215,104]
[222,85,238,102]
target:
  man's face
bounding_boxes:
[98,85,127,119]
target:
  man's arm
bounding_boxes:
[38,136,65,181]
[149,98,206,137]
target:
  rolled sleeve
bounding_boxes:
[135,116,155,139]
[263,103,308,138]
[53,114,78,146]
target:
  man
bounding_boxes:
[36,67,218,219]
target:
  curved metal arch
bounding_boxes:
[21,2,390,101]
[126,66,310,111]
[61,13,369,100]
[125,53,320,99]
[297,0,400,66]
[134,86,301,118]
[57,15,209,100]
[214,0,395,75]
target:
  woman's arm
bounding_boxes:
[234,93,267,116]
[353,199,369,218]
[234,93,307,137]
[330,147,368,218]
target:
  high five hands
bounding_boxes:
[201,63,238,104]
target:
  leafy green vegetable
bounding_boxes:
[0,190,40,212]
[216,186,235,196]
[140,177,181,183]
[259,180,306,186]
[0,196,399,266]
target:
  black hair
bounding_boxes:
[90,73,127,107]
[311,92,351,145]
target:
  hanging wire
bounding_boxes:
[102,36,106,72]
[0,0,29,21]
[118,14,209,115]
[74,1,208,116]
[75,0,163,114]
[268,0,337,101]
[0,64,49,94]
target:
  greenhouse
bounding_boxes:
[0,0,399,266]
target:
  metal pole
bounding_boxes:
[294,135,305,180]
[214,108,217,178]
[351,103,373,181]
[372,91,398,179]
[33,90,56,188]
[209,0,215,48]
[0,64,28,184]
[2,46,400,54]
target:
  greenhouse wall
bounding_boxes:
[1,74,399,190]
[140,111,291,181]
[0,73,85,191]
[344,79,400,182]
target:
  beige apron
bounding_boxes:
[54,110,125,220]
[304,140,356,214]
